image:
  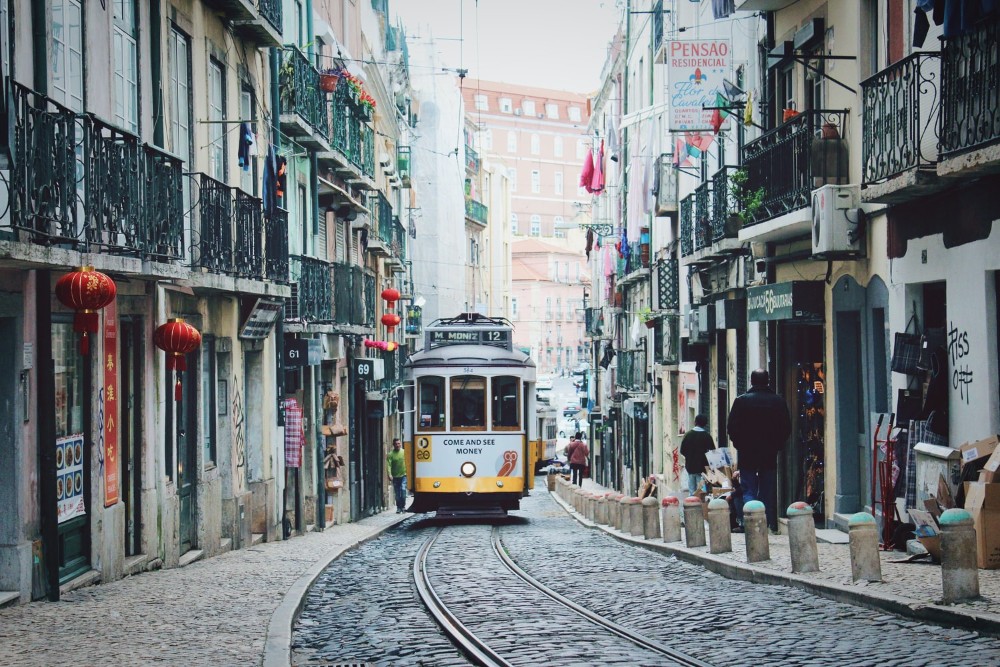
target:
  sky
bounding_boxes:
[393,0,622,94]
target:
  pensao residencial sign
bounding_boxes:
[747,281,824,322]
[667,39,732,132]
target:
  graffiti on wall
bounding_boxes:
[948,322,974,405]
[231,374,247,488]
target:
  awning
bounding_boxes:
[747,281,823,322]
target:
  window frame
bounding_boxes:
[545,103,559,119]
[208,58,227,182]
[522,99,536,116]
[530,133,540,155]
[112,0,139,133]
[530,215,541,237]
[417,376,446,432]
[450,375,487,431]
[491,376,521,430]
[568,106,581,122]
[474,93,488,111]
[499,97,512,113]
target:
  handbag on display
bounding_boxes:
[890,314,921,375]
[916,327,945,372]
[895,388,923,424]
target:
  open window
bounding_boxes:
[417,377,445,431]
[450,375,486,429]
[492,376,521,430]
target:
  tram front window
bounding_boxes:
[492,376,520,429]
[418,377,445,430]
[451,375,485,429]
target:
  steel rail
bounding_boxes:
[412,528,513,667]
[491,527,715,667]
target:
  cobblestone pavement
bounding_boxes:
[0,512,404,667]
[568,478,1000,626]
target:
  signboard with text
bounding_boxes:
[428,329,511,349]
[667,39,731,131]
[103,301,119,506]
[747,282,824,323]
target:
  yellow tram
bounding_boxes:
[403,313,539,516]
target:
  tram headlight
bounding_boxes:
[496,480,504,488]
[460,461,476,478]
[433,481,441,488]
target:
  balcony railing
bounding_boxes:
[390,216,407,261]
[710,165,742,242]
[680,195,694,257]
[693,181,712,251]
[280,47,329,140]
[584,307,604,337]
[741,109,850,226]
[264,207,289,283]
[329,81,375,178]
[289,255,333,322]
[193,174,277,280]
[257,0,282,33]
[616,348,647,392]
[465,144,480,173]
[861,52,941,185]
[652,0,664,54]
[8,83,184,260]
[332,263,376,326]
[369,192,394,244]
[465,197,488,225]
[196,174,235,274]
[940,17,1000,158]
[656,257,679,311]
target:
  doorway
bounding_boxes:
[119,317,143,556]
[168,350,198,555]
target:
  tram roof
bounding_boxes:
[406,344,535,369]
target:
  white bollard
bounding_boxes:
[848,512,882,583]
[642,497,661,540]
[743,500,770,563]
[661,496,682,543]
[707,497,732,554]
[628,497,644,536]
[683,496,706,548]
[787,501,820,574]
[940,508,980,603]
[619,496,632,534]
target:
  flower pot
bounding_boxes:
[319,72,339,93]
[644,318,657,329]
[821,122,840,139]
[783,108,799,122]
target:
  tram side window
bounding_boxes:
[418,377,445,430]
[451,375,486,429]
[492,376,520,429]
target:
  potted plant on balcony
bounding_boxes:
[727,168,766,233]
[358,91,376,121]
[319,68,341,93]
[638,306,659,329]
[342,72,363,107]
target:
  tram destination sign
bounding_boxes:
[428,329,511,350]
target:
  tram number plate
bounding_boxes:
[415,436,432,462]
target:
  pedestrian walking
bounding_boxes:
[680,414,715,496]
[386,438,407,513]
[727,369,791,533]
[567,431,589,486]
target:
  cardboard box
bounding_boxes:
[960,435,1000,468]
[980,445,1000,484]
[964,481,1000,569]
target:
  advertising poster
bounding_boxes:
[667,39,731,131]
[103,300,119,507]
[57,433,86,524]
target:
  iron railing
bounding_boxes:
[741,109,850,226]
[257,0,282,33]
[710,165,741,242]
[584,307,604,338]
[465,144,480,173]
[861,52,941,184]
[694,181,712,251]
[332,263,375,326]
[680,195,694,257]
[940,17,1000,158]
[391,216,407,261]
[652,0,664,54]
[280,47,328,139]
[195,174,234,274]
[329,81,375,178]
[290,255,333,322]
[656,257,679,312]
[465,197,488,225]
[363,270,376,324]
[234,189,264,280]
[616,348,647,392]
[82,114,143,252]
[142,145,185,260]
[369,192,394,244]
[264,208,289,283]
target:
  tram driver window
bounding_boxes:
[418,377,445,430]
[451,375,486,429]
[492,376,520,430]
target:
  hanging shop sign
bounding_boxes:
[239,298,283,340]
[667,39,732,132]
[103,300,119,507]
[747,281,824,323]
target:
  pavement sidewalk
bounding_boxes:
[556,478,1000,636]
[0,511,408,667]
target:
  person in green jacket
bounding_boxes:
[386,438,407,513]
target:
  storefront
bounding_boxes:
[747,281,826,522]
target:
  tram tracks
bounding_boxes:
[413,526,714,667]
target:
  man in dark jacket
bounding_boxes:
[727,369,791,533]
[680,414,715,495]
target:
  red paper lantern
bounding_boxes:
[381,288,400,309]
[363,339,397,352]
[381,312,401,334]
[54,266,117,355]
[153,318,202,401]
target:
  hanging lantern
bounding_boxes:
[363,339,397,352]
[381,312,401,334]
[54,266,117,355]
[153,318,202,401]
[381,288,400,309]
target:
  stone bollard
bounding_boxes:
[642,497,661,539]
[574,488,584,513]
[587,493,597,522]
[683,496,706,548]
[619,496,632,533]
[661,496,682,543]
[595,494,606,525]
[848,512,882,583]
[787,501,820,574]
[707,498,732,554]
[940,508,980,603]
[743,500,770,563]
[628,498,644,537]
[611,494,624,529]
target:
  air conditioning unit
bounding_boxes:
[811,184,863,257]
[513,109,522,116]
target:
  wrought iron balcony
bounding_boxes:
[279,47,329,146]
[7,83,185,261]
[366,192,394,255]
[584,307,604,338]
[655,258,679,311]
[264,207,289,283]
[234,189,264,280]
[741,109,850,226]
[693,181,712,251]
[202,0,282,46]
[940,17,1000,161]
[861,52,941,186]
[390,216,408,263]
[289,255,333,322]
[195,174,235,274]
[256,0,282,35]
[465,197,488,225]
[679,195,694,257]
[465,144,480,174]
[324,81,376,184]
[710,166,743,243]
[616,348,647,392]
[332,262,376,327]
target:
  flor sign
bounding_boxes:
[667,40,731,132]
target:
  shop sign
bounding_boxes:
[239,298,283,340]
[284,339,309,367]
[56,433,86,523]
[103,301,119,507]
[667,39,732,131]
[747,281,824,322]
